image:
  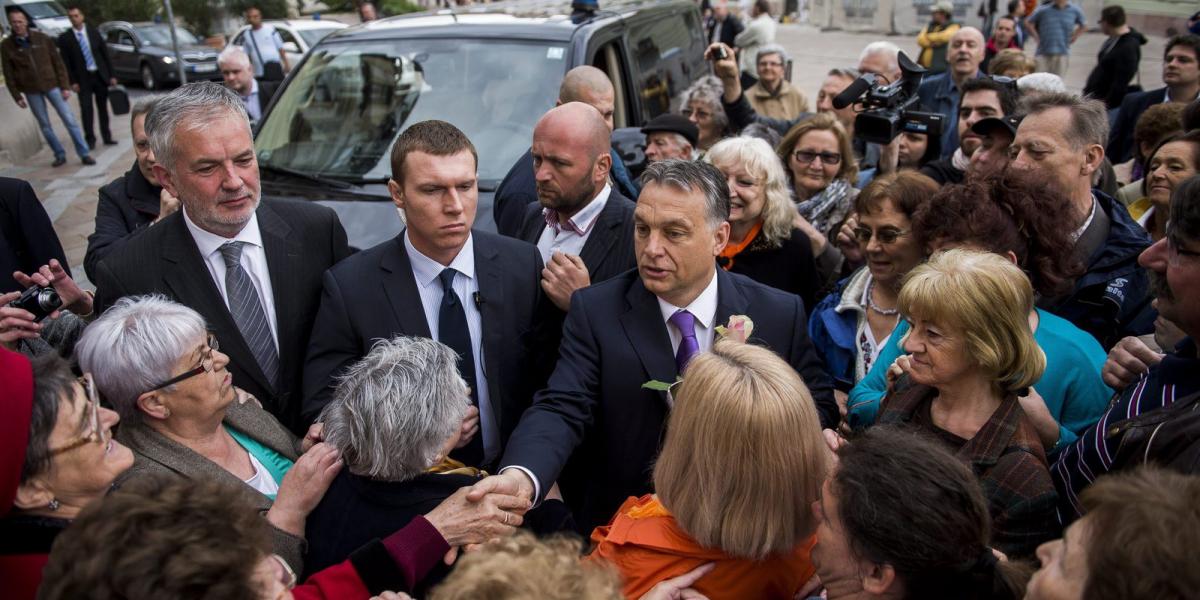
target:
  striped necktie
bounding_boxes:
[77,30,96,71]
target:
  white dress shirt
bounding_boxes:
[535,183,611,264]
[242,78,262,123]
[183,208,279,349]
[403,232,500,464]
[656,270,720,356]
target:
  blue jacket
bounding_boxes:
[1041,190,1154,350]
[916,70,984,159]
[808,268,870,392]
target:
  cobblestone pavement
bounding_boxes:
[0,25,1170,290]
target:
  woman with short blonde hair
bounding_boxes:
[706,137,822,307]
[876,249,1058,558]
[589,340,827,599]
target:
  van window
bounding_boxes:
[591,41,630,129]
[627,9,706,119]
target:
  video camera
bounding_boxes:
[831,51,944,145]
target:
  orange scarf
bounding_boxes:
[719,221,762,271]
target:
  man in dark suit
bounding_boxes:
[218,46,281,130]
[57,5,116,148]
[302,120,558,470]
[93,83,351,433]
[706,0,744,48]
[85,97,180,281]
[470,160,836,533]
[1107,34,1200,164]
[493,66,639,237]
[0,177,70,294]
[516,102,636,311]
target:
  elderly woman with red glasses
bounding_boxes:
[73,295,341,576]
[0,349,134,600]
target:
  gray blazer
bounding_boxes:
[115,399,306,571]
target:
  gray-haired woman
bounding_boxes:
[680,75,732,154]
[74,295,341,573]
[303,336,486,577]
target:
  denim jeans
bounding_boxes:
[25,87,89,160]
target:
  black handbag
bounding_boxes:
[1108,390,1200,474]
[108,84,130,115]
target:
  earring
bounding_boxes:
[47,498,60,511]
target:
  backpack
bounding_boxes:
[1108,390,1200,474]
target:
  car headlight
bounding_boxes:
[162,56,176,65]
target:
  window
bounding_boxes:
[627,10,707,119]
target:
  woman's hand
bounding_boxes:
[0,290,43,349]
[885,355,913,393]
[835,213,863,267]
[425,485,529,549]
[13,259,91,316]
[300,422,324,453]
[455,406,480,449]
[794,213,829,256]
[639,563,714,600]
[1017,388,1061,450]
[1101,335,1164,390]
[267,442,342,537]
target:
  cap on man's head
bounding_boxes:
[641,114,700,148]
[933,1,954,15]
[971,115,1023,138]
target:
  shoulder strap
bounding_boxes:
[247,28,265,67]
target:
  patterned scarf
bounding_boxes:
[796,178,854,238]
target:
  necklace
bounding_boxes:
[865,279,899,316]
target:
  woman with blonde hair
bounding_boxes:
[777,113,861,285]
[589,340,828,599]
[876,249,1059,558]
[706,136,821,308]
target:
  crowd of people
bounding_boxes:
[3,1,1200,599]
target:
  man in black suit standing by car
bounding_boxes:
[93,83,351,433]
[303,120,559,469]
[58,5,116,149]
[469,160,836,533]
[218,46,281,130]
[516,102,636,311]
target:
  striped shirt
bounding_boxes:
[1051,337,1199,523]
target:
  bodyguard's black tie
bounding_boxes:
[438,268,485,466]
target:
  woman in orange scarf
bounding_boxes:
[706,136,822,310]
[587,340,829,600]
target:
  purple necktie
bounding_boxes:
[669,310,700,374]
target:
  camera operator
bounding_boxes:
[0,259,93,358]
[919,76,1018,184]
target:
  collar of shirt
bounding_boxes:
[1071,195,1099,242]
[543,183,611,236]
[1165,88,1200,103]
[182,207,264,258]
[656,270,719,333]
[246,78,259,98]
[404,230,475,288]
[73,25,86,35]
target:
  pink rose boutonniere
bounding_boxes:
[715,315,754,343]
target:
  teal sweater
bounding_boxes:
[847,308,1113,450]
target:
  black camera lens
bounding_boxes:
[8,285,63,323]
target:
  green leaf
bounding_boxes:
[641,380,675,391]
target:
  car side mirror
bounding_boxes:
[282,41,299,53]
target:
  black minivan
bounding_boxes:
[253,0,709,248]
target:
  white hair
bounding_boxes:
[217,45,252,69]
[858,41,901,74]
[75,295,208,423]
[1017,72,1068,95]
[319,336,471,481]
[756,43,789,65]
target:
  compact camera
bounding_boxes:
[832,51,944,145]
[9,285,63,322]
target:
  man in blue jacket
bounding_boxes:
[1010,92,1154,350]
[916,26,985,159]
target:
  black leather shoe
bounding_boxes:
[103,139,117,146]
[87,140,96,151]
[52,156,67,167]
[82,156,96,165]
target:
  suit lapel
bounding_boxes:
[258,203,300,376]
[577,193,625,274]
[159,215,273,395]
[379,233,432,338]
[474,237,506,426]
[618,277,678,397]
[713,268,751,337]
[519,203,544,245]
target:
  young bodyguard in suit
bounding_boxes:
[58,6,117,148]
[93,83,351,433]
[302,120,559,470]
[470,160,837,533]
[516,102,636,311]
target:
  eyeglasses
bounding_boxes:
[758,60,784,68]
[793,150,842,166]
[269,554,297,594]
[49,374,103,456]
[144,333,220,393]
[853,227,910,245]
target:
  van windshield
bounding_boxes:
[255,38,568,185]
[19,1,66,19]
